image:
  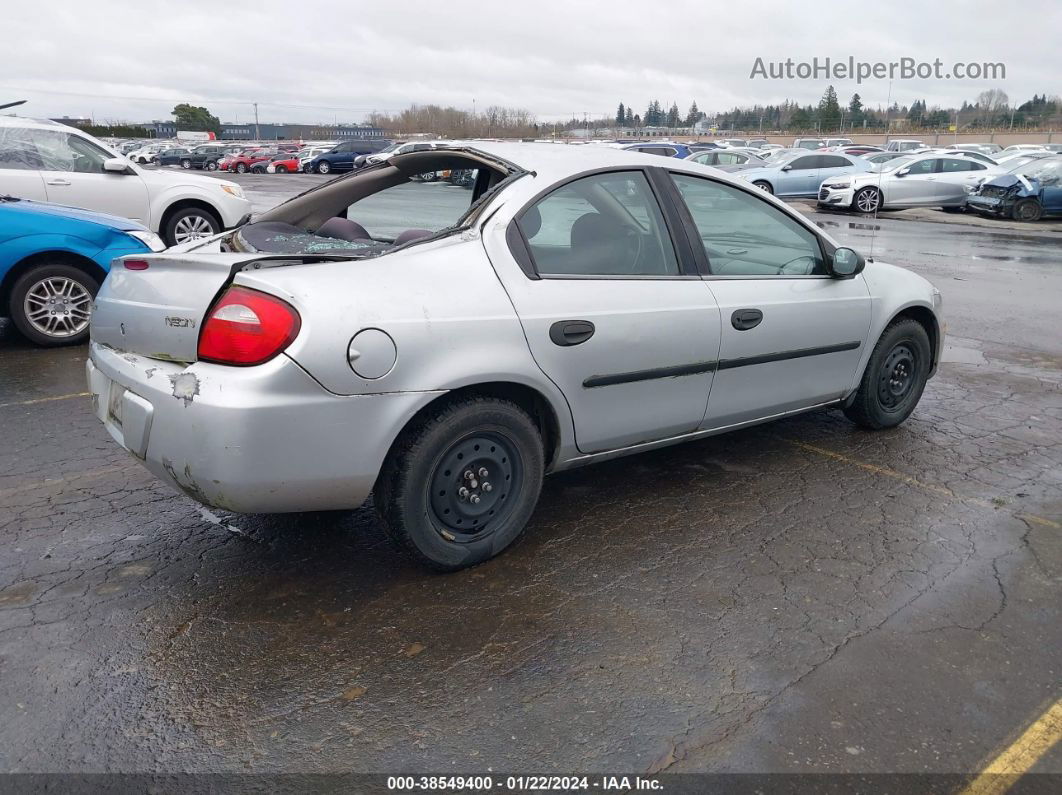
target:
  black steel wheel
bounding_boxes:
[376,396,544,572]
[1011,198,1043,222]
[844,318,932,429]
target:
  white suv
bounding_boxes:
[0,117,252,245]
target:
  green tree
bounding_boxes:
[666,102,680,128]
[847,93,864,125]
[685,101,701,126]
[817,85,841,131]
[616,102,626,126]
[625,107,634,126]
[790,107,811,129]
[171,103,222,134]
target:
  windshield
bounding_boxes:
[872,156,914,173]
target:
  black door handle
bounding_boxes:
[549,320,595,346]
[731,308,763,331]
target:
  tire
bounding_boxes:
[163,207,220,246]
[235,163,248,174]
[941,206,964,214]
[316,161,331,174]
[843,318,932,430]
[180,159,192,170]
[276,165,287,173]
[1011,198,1043,222]
[853,186,882,213]
[375,396,545,572]
[151,157,161,166]
[752,180,773,194]
[205,160,218,171]
[9,263,99,347]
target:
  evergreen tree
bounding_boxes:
[667,102,680,128]
[686,101,700,126]
[817,85,841,131]
[625,107,634,126]
[848,93,864,124]
[616,102,626,126]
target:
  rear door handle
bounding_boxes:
[731,308,763,331]
[46,179,71,186]
[549,320,595,346]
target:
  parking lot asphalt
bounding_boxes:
[1,171,1060,778]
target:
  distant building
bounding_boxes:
[50,116,92,127]
[145,120,385,140]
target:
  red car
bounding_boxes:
[265,153,301,173]
[224,149,276,174]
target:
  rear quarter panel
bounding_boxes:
[234,235,564,400]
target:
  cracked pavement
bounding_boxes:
[0,184,1059,776]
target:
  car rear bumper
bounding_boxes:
[87,342,442,513]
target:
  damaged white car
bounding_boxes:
[88,143,943,571]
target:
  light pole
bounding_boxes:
[253,102,260,141]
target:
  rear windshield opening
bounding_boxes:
[234,151,516,257]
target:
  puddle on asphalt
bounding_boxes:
[942,343,988,365]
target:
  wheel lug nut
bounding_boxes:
[464,470,474,481]
[478,467,488,478]
[470,494,481,504]
[483,482,492,492]
[458,487,469,500]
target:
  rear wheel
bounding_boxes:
[843,319,931,429]
[164,207,220,246]
[9,264,99,346]
[235,163,248,174]
[375,396,544,572]
[205,160,218,171]
[853,186,882,213]
[180,159,192,169]
[1011,198,1043,222]
[276,165,288,173]
[316,161,331,174]
[151,157,161,166]
[752,180,773,194]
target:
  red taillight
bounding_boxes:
[124,259,150,270]
[197,286,301,366]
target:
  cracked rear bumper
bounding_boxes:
[87,342,441,513]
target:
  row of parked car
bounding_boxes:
[617,137,1062,221]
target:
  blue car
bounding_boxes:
[624,142,717,159]
[736,152,873,198]
[0,196,164,346]
[966,157,1062,222]
[307,139,393,174]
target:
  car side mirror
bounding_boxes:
[896,168,909,177]
[780,164,792,171]
[830,247,865,278]
[103,157,131,174]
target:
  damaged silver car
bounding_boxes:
[88,143,944,571]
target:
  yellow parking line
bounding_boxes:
[0,391,91,409]
[958,698,1062,795]
[786,440,1059,529]
[0,463,137,499]
[787,440,956,498]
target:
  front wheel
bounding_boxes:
[164,207,220,246]
[235,163,248,174]
[853,187,882,213]
[316,161,331,174]
[1011,198,1043,222]
[843,318,932,430]
[375,396,545,572]
[276,165,287,173]
[752,180,773,194]
[180,159,192,170]
[9,264,99,346]
[205,160,218,171]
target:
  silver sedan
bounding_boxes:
[88,143,944,571]
[818,153,1000,212]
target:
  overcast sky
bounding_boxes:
[5,0,1059,126]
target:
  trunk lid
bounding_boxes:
[90,252,248,362]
